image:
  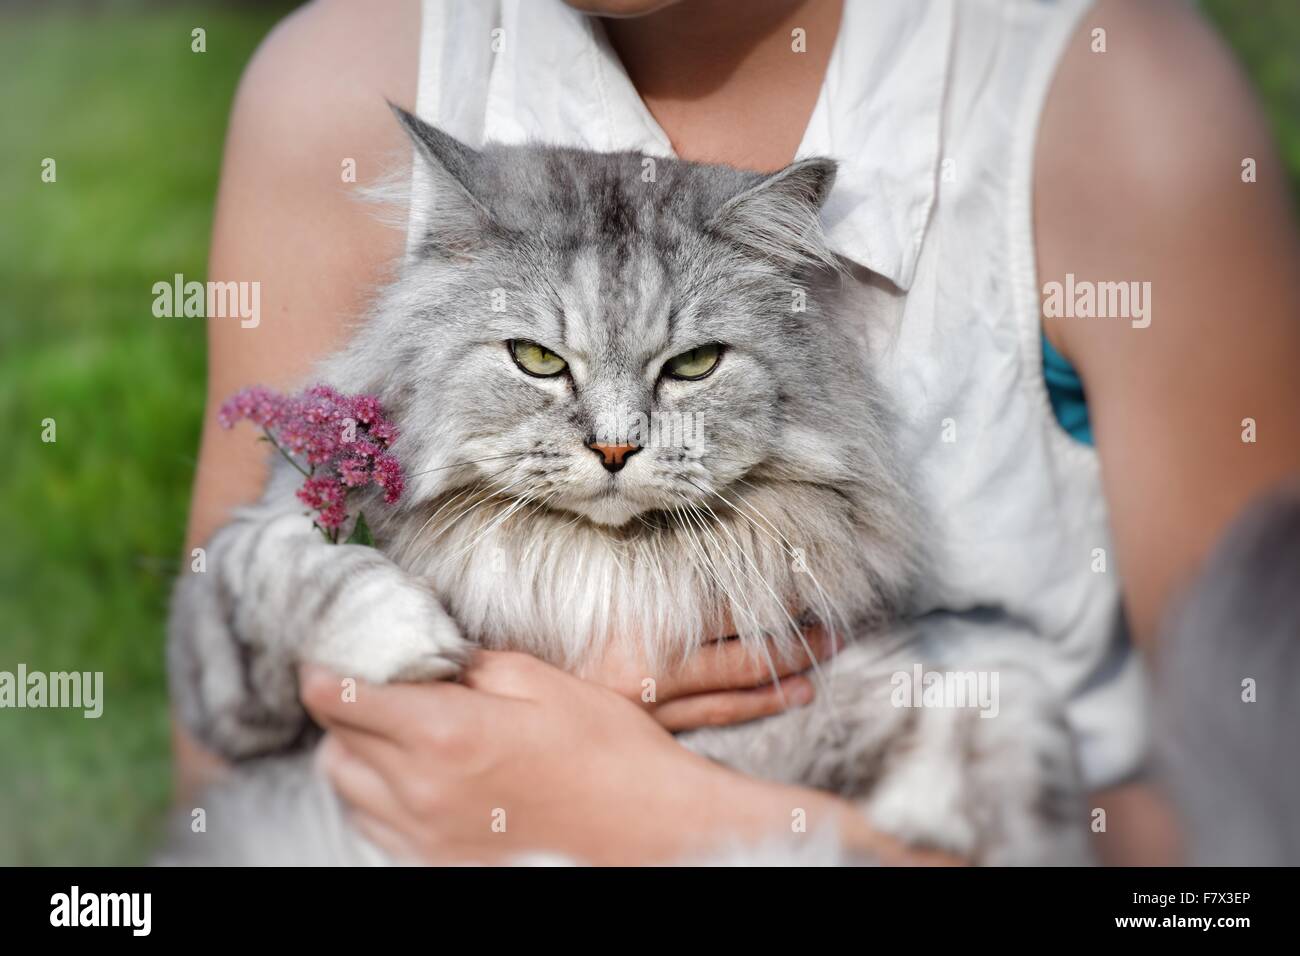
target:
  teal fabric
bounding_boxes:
[1042,335,1093,445]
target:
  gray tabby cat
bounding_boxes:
[163,106,1088,865]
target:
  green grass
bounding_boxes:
[0,0,1295,865]
[0,1,295,866]
[1203,0,1300,214]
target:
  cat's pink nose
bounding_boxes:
[585,441,641,473]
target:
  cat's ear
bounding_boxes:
[389,103,495,258]
[708,158,839,270]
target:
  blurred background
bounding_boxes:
[0,0,1296,865]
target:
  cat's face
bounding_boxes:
[449,242,788,527]
[364,111,874,530]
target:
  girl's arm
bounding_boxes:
[174,0,421,798]
[1037,0,1300,650]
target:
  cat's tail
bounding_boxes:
[1153,481,1300,865]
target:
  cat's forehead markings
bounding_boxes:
[561,248,608,353]
[630,257,677,352]
[566,246,603,301]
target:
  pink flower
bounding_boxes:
[317,502,349,530]
[374,453,405,504]
[338,456,372,487]
[218,386,284,430]
[369,420,398,444]
[222,384,406,543]
[350,395,383,426]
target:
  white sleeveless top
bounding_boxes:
[408,0,1148,790]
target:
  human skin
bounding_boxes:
[177,0,1300,865]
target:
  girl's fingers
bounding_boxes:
[316,733,408,825]
[321,720,411,783]
[349,811,423,863]
[651,673,816,732]
[459,649,566,700]
[667,625,835,698]
[299,662,478,738]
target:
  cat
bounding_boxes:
[161,106,1088,865]
[1152,484,1300,866]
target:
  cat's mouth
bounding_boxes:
[517,498,733,541]
[512,481,748,536]
[407,461,764,542]
[559,489,678,528]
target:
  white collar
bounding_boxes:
[480,0,952,291]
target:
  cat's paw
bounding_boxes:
[168,572,314,760]
[169,544,469,761]
[864,771,979,860]
[304,563,470,686]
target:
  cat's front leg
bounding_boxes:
[168,499,470,761]
[956,667,1092,865]
[689,639,1091,864]
[861,665,1091,865]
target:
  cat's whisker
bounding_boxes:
[683,499,787,675]
[414,492,507,569]
[409,482,516,570]
[427,469,534,546]
[689,483,814,635]
[404,451,533,480]
[705,517,846,699]
[514,489,566,570]
[402,458,530,561]
[705,488,851,729]
[685,479,822,690]
[397,482,488,564]
[523,489,558,521]
[661,507,726,658]
[677,498,759,629]
[672,500,779,684]
[549,501,594,536]
[440,487,541,568]
[630,512,678,649]
[718,479,852,642]
[669,501,760,656]
[646,531,675,645]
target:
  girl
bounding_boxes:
[177,0,1300,864]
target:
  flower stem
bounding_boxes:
[261,430,311,478]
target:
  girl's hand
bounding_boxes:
[580,625,838,731]
[301,650,919,866]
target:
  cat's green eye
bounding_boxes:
[663,343,723,381]
[509,339,568,378]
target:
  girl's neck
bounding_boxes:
[601,0,843,170]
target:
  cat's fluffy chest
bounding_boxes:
[383,482,884,673]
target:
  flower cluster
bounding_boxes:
[219,384,405,541]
